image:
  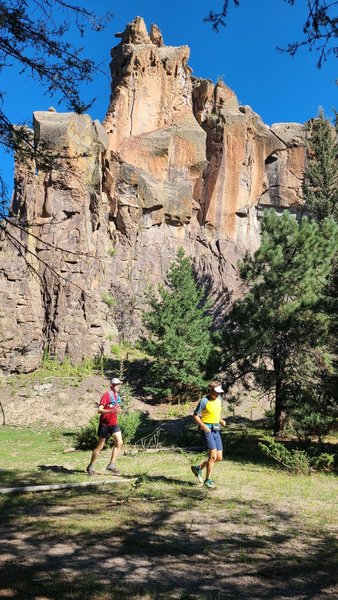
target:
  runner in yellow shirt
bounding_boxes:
[191,381,226,489]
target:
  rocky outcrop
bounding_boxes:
[260,123,306,211]
[0,17,306,373]
[0,113,117,372]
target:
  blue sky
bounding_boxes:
[1,0,337,197]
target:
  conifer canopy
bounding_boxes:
[142,248,213,401]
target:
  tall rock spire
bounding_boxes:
[0,17,306,372]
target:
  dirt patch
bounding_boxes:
[0,372,268,431]
[0,373,165,430]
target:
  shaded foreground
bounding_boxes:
[0,447,337,600]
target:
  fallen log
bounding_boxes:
[0,477,137,495]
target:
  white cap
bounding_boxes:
[111,378,122,385]
[213,385,224,394]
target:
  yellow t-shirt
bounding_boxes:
[194,395,222,424]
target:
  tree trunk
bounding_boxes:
[273,353,288,437]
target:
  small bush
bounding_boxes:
[118,410,142,444]
[259,435,311,475]
[287,392,337,442]
[74,410,142,450]
[102,292,116,308]
[120,381,135,412]
[259,435,336,474]
[111,343,123,359]
[222,429,250,456]
[310,452,335,472]
[75,415,99,450]
[166,402,191,418]
[263,408,275,430]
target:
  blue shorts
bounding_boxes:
[202,428,223,451]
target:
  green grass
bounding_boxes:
[102,291,116,308]
[8,355,100,384]
[0,426,337,600]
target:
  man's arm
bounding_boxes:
[97,392,121,415]
[98,404,121,415]
[193,413,211,433]
[193,398,210,432]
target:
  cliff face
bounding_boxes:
[0,17,306,373]
[0,113,116,372]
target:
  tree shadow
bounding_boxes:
[121,412,276,470]
[38,465,83,475]
[129,412,275,468]
[0,486,336,600]
[194,267,234,329]
[0,468,71,489]
[129,413,201,450]
[134,472,196,487]
[227,415,272,429]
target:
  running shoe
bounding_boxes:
[191,465,203,484]
[106,464,121,475]
[204,479,216,489]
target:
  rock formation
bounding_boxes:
[0,17,306,373]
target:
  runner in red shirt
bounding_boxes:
[86,378,123,476]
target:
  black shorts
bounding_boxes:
[98,424,121,438]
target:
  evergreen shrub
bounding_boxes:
[118,410,142,444]
[75,410,142,450]
[75,415,99,450]
[259,435,336,474]
[141,248,213,401]
[288,392,338,442]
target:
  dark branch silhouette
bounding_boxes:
[205,1,338,67]
[0,0,112,215]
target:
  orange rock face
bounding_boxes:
[0,17,307,372]
[104,18,305,250]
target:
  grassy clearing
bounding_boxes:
[0,426,337,599]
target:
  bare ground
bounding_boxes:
[0,372,268,430]
[1,373,336,599]
[0,481,336,600]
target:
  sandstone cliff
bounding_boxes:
[0,17,306,373]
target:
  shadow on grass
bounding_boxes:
[38,465,84,475]
[0,484,336,600]
[0,468,77,488]
[134,414,338,473]
[227,414,272,429]
[132,413,274,468]
[135,472,196,488]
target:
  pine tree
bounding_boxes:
[304,108,338,222]
[221,210,338,436]
[303,109,338,425]
[142,248,213,401]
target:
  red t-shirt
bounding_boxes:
[99,391,121,426]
